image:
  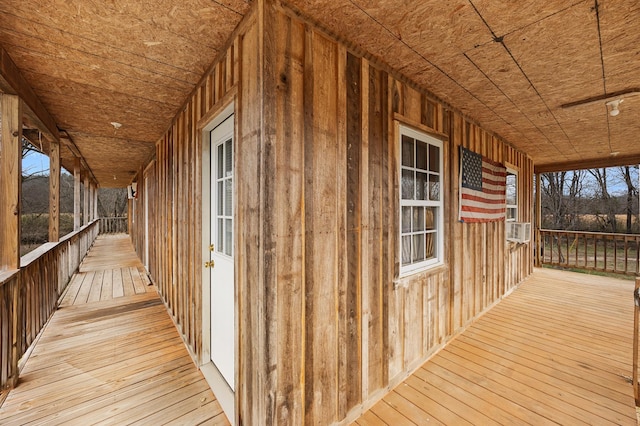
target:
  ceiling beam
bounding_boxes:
[560,88,640,109]
[535,154,640,174]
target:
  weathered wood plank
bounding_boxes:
[272,9,305,424]
[366,65,385,393]
[303,29,339,424]
[345,50,363,411]
[237,16,261,425]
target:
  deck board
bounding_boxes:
[0,234,229,425]
[354,268,638,425]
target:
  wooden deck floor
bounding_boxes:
[60,234,154,306]
[0,234,229,425]
[355,268,638,425]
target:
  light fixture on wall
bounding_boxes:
[606,99,623,116]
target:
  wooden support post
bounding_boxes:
[0,94,22,271]
[0,94,22,389]
[83,175,89,226]
[88,182,93,222]
[73,158,81,231]
[96,185,99,221]
[535,173,542,267]
[48,138,60,242]
[634,277,640,406]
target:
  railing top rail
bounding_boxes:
[0,269,19,287]
[20,220,99,268]
[59,218,99,242]
[540,228,640,239]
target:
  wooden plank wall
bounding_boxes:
[129,2,534,424]
[260,4,535,424]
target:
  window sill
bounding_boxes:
[394,263,448,289]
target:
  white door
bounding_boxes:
[144,176,149,270]
[210,114,235,391]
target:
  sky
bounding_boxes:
[23,150,74,177]
[22,151,49,176]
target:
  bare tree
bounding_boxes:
[588,168,618,232]
[98,188,128,217]
[22,138,46,181]
[619,165,638,233]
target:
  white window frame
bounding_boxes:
[399,125,444,276]
[506,167,518,222]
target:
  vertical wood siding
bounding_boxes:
[130,3,534,425]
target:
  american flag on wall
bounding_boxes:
[459,146,506,223]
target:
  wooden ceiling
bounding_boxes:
[0,0,250,186]
[0,0,638,186]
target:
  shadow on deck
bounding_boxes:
[355,268,638,425]
[0,234,229,425]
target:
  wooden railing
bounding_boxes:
[0,220,99,391]
[99,216,128,234]
[540,229,640,275]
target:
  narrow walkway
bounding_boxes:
[0,234,229,425]
[355,268,638,425]
[61,234,154,306]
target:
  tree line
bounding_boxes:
[541,166,639,234]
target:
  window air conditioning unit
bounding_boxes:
[506,222,531,243]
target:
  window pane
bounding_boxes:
[401,169,414,199]
[416,172,427,200]
[425,232,435,259]
[402,206,411,233]
[217,144,224,179]
[225,139,233,176]
[402,135,414,167]
[225,179,232,216]
[429,174,440,201]
[218,218,224,252]
[217,181,224,215]
[225,218,232,256]
[413,234,425,262]
[506,173,517,205]
[429,144,439,172]
[413,207,425,232]
[416,140,427,170]
[425,207,435,230]
[507,207,517,220]
[402,236,411,265]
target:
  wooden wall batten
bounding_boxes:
[129,2,535,425]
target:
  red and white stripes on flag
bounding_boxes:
[459,146,506,223]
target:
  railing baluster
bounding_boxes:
[98,217,128,234]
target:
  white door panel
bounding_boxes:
[210,114,235,391]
